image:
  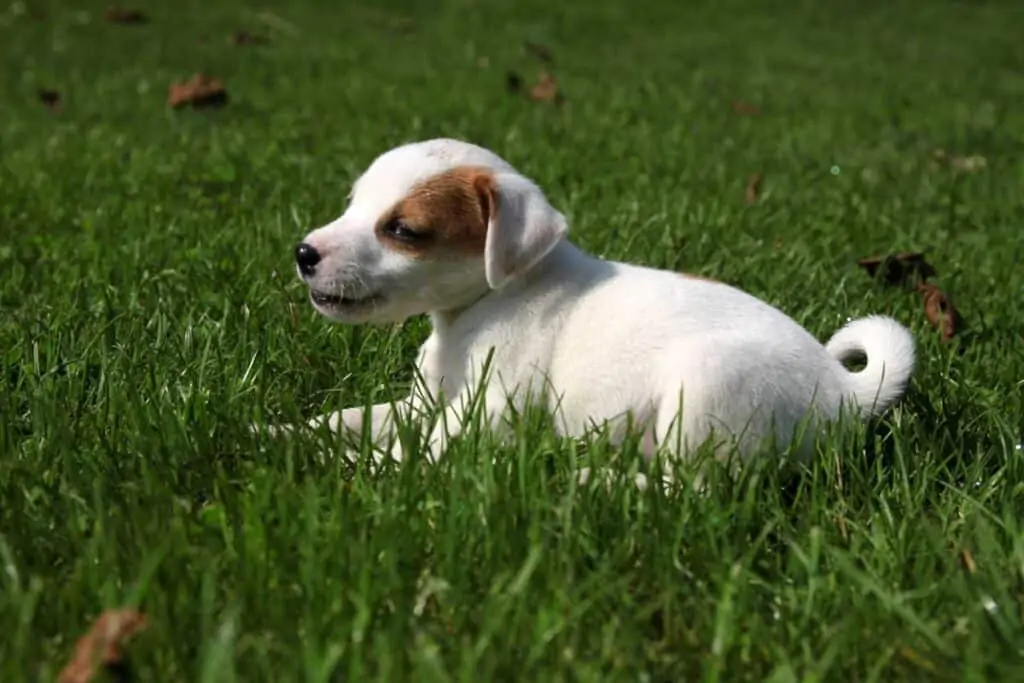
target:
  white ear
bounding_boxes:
[483,172,569,289]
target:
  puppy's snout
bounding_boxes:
[294,242,322,277]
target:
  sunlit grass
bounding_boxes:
[2,0,1023,680]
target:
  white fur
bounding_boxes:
[276,138,916,475]
[483,171,569,289]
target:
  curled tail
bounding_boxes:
[825,315,916,416]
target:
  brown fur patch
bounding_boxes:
[376,166,496,258]
[680,272,719,283]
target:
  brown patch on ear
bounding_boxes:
[680,272,719,283]
[376,166,496,258]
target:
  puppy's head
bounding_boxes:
[295,139,568,324]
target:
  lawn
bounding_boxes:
[2,0,1024,680]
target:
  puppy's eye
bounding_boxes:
[384,219,425,242]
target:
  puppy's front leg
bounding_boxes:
[342,389,498,465]
[319,392,463,466]
[310,403,397,445]
[254,401,403,459]
[312,400,424,466]
[419,387,508,463]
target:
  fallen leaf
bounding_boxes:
[230,30,268,46]
[58,609,149,683]
[732,101,761,116]
[168,74,228,109]
[918,282,961,342]
[857,252,937,288]
[37,88,61,111]
[505,70,524,94]
[528,71,561,103]
[104,6,146,24]
[477,56,490,68]
[523,40,554,64]
[745,172,763,204]
[959,549,977,574]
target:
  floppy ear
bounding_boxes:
[477,171,568,290]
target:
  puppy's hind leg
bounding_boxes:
[575,416,662,492]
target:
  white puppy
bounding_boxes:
[281,138,915,475]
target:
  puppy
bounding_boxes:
[279,138,915,476]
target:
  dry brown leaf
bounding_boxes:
[104,6,146,24]
[745,172,763,204]
[523,40,554,64]
[732,101,761,116]
[529,71,561,103]
[58,609,149,683]
[857,252,937,288]
[959,548,977,574]
[230,30,268,46]
[37,88,61,111]
[168,73,228,109]
[918,282,961,342]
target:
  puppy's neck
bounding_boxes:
[429,293,489,329]
[427,240,598,331]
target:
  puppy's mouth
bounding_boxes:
[309,289,385,311]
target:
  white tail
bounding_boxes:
[825,315,916,416]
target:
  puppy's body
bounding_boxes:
[281,139,915,469]
[420,241,910,459]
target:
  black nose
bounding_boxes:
[294,242,321,276]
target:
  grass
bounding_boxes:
[2,0,1024,680]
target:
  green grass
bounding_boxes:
[2,0,1024,680]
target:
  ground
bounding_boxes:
[2,0,1023,680]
